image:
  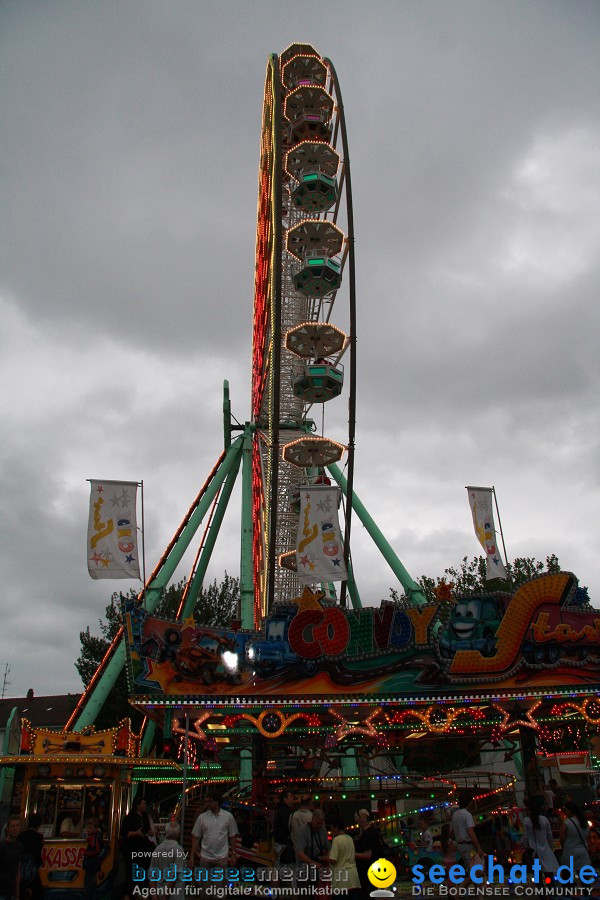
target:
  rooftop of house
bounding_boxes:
[0,690,82,730]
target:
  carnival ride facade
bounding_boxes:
[1,43,599,892]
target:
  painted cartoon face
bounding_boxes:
[450,601,480,637]
[368,858,397,889]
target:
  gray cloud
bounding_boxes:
[1,0,599,695]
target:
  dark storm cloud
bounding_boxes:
[1,0,599,694]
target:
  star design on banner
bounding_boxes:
[316,496,332,513]
[96,484,104,493]
[125,554,135,564]
[118,489,130,508]
[110,493,121,507]
[332,558,341,567]
[100,556,110,568]
[300,554,310,567]
[90,552,103,566]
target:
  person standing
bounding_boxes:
[0,815,24,900]
[325,813,361,899]
[449,792,484,870]
[296,808,330,887]
[273,791,295,866]
[149,821,187,899]
[523,796,559,878]
[190,795,238,872]
[18,813,44,900]
[82,818,103,900]
[120,797,153,900]
[289,795,313,857]
[560,801,591,871]
[354,809,384,895]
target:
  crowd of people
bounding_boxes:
[272,790,391,897]
[122,790,387,898]
[445,784,600,886]
[0,811,109,900]
[6,779,600,899]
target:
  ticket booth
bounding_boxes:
[0,718,179,897]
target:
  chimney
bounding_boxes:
[26,688,34,700]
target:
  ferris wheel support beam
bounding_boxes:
[240,425,255,629]
[178,451,243,619]
[327,462,428,607]
[141,436,244,610]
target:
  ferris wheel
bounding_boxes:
[250,44,357,623]
[69,43,426,731]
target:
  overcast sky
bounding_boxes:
[1,1,599,699]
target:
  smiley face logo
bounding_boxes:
[368,857,397,889]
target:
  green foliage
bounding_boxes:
[75,573,239,728]
[153,573,240,625]
[393,554,563,604]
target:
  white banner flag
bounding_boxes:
[296,485,348,585]
[466,486,507,580]
[87,480,141,579]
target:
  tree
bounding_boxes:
[75,572,239,728]
[75,590,135,728]
[392,554,564,605]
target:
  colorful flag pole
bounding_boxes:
[466,485,508,581]
[86,480,141,579]
[492,485,509,570]
[140,479,147,605]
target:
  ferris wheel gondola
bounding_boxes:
[250,45,356,623]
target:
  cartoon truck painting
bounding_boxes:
[438,596,504,659]
[247,605,315,676]
[438,573,600,680]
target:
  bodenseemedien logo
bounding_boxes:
[368,857,397,897]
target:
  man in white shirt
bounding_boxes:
[190,795,238,871]
[60,812,81,838]
[449,791,484,868]
[289,795,313,857]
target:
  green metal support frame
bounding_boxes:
[240,426,255,629]
[327,462,427,607]
[178,451,243,618]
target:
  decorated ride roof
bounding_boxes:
[122,573,600,708]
